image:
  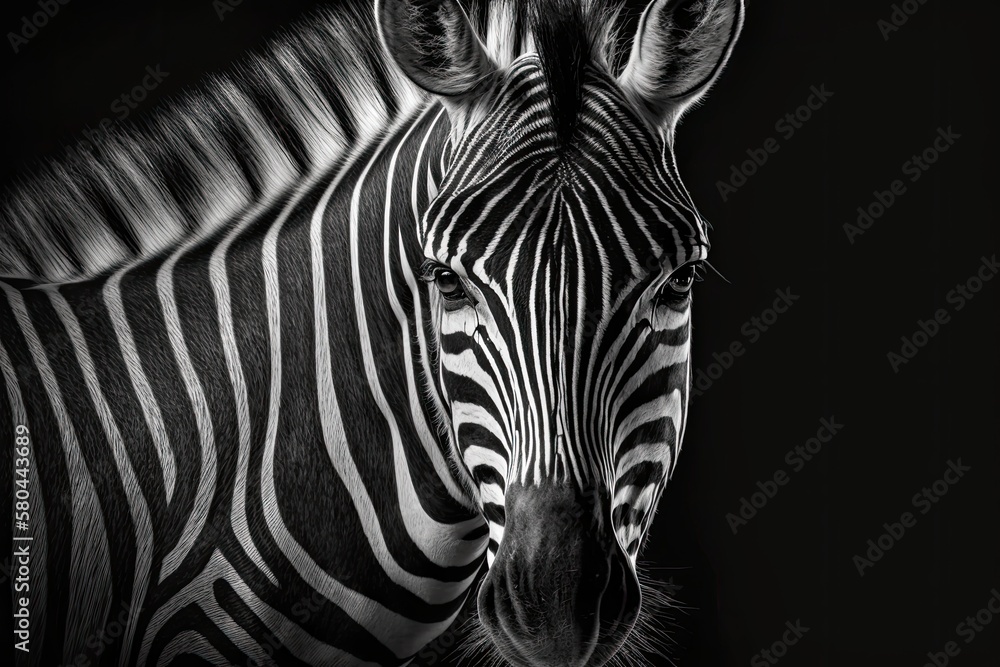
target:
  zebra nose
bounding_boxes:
[476,484,640,667]
[478,549,605,667]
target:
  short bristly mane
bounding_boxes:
[530,0,621,147]
[0,4,420,284]
[0,0,628,285]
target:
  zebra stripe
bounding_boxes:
[2,0,743,664]
[3,99,482,664]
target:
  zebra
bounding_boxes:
[1,0,743,665]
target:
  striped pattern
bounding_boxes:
[424,57,707,568]
[1,93,492,664]
[1,0,741,665]
[0,4,411,284]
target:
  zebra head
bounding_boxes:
[379,1,743,665]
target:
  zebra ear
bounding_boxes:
[377,0,497,98]
[618,0,744,127]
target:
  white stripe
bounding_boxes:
[381,107,487,561]
[226,566,384,667]
[207,194,278,587]
[145,551,270,667]
[609,341,689,428]
[462,445,509,481]
[46,287,154,663]
[103,271,177,502]
[156,631,228,667]
[615,442,673,481]
[413,107,448,238]
[613,392,682,452]
[525,196,559,483]
[156,250,218,582]
[479,483,505,507]
[348,118,483,597]
[305,161,460,657]
[451,402,508,448]
[1,283,113,662]
[0,330,49,663]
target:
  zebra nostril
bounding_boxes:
[478,574,537,667]
[475,539,644,667]
[590,554,641,665]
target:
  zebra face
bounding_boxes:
[380,0,743,664]
[419,54,707,555]
[419,66,703,665]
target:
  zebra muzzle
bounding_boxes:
[477,483,640,667]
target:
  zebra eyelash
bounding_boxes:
[419,259,476,308]
[644,263,701,318]
[418,259,461,286]
[656,260,706,302]
[681,260,707,283]
[418,259,442,283]
[697,259,727,284]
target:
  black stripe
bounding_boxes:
[28,288,135,658]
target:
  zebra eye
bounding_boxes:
[434,269,466,300]
[420,260,472,306]
[659,262,703,301]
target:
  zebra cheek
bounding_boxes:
[463,309,478,337]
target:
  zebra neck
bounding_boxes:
[312,99,481,520]
[0,101,488,666]
[244,100,490,652]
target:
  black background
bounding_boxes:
[2,1,997,665]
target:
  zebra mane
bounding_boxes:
[0,0,628,285]
[529,0,622,147]
[0,4,420,284]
